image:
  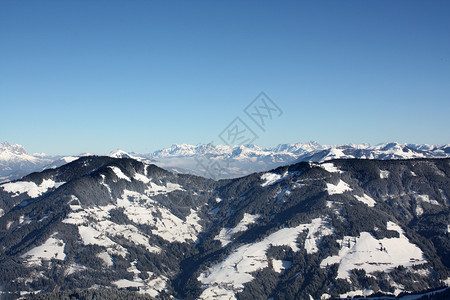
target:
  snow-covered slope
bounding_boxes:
[0,156,448,299]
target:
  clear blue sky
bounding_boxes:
[1,0,449,155]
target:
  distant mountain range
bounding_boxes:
[0,142,87,183]
[0,155,448,298]
[140,142,450,179]
[1,141,449,182]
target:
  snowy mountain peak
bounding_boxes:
[108,149,135,159]
[270,141,323,154]
[0,141,27,155]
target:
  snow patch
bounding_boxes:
[109,166,131,182]
[340,289,374,298]
[320,221,426,280]
[116,190,202,243]
[145,182,184,196]
[99,174,112,194]
[261,172,281,187]
[1,179,65,198]
[96,251,113,267]
[416,205,424,216]
[112,260,168,297]
[380,170,390,179]
[444,277,450,286]
[65,263,87,275]
[133,172,151,183]
[214,213,259,246]
[354,194,376,207]
[261,171,300,187]
[199,218,332,296]
[272,259,292,274]
[62,156,79,163]
[321,162,343,173]
[22,233,66,266]
[63,204,160,256]
[199,286,237,300]
[326,180,352,195]
[416,194,440,206]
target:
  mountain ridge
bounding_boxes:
[0,156,448,299]
[1,140,449,183]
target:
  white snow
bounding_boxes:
[320,221,427,280]
[78,225,119,247]
[116,190,202,243]
[380,170,390,179]
[22,233,66,266]
[63,204,160,256]
[444,277,450,286]
[199,286,237,300]
[109,166,131,182]
[340,289,374,298]
[276,186,292,201]
[416,205,424,216]
[261,173,282,187]
[18,215,32,226]
[1,179,65,198]
[326,180,352,195]
[0,208,3,217]
[321,163,343,173]
[416,194,440,206]
[153,208,201,243]
[112,260,168,297]
[96,251,113,267]
[214,213,259,246]
[354,194,376,207]
[199,218,332,296]
[272,259,292,273]
[260,171,300,187]
[303,218,334,254]
[133,172,151,183]
[113,279,142,288]
[65,263,86,275]
[99,174,112,195]
[6,220,13,230]
[145,182,184,196]
[62,156,79,163]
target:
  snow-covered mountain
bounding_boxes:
[144,142,450,179]
[1,141,449,183]
[0,156,448,298]
[0,142,54,183]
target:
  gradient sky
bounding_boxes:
[1,1,449,155]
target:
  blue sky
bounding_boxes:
[1,1,449,155]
